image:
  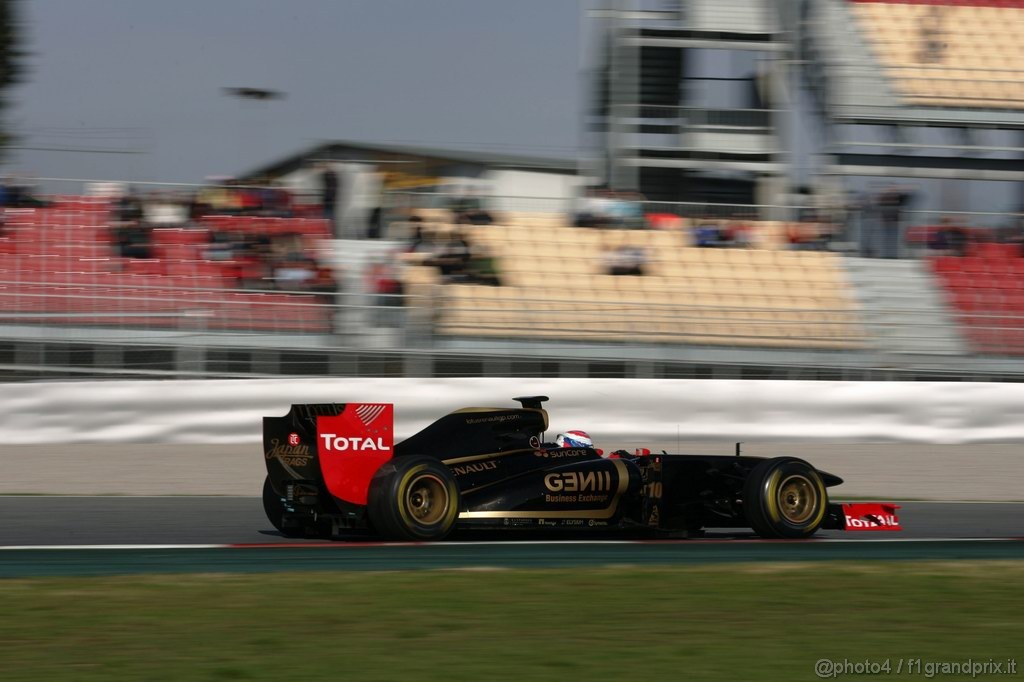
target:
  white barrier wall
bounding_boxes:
[3,378,1024,445]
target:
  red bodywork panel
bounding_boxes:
[316,404,394,506]
[842,503,902,531]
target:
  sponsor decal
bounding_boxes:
[287,432,301,446]
[319,434,389,452]
[354,404,387,426]
[452,460,498,476]
[465,414,521,425]
[841,503,902,531]
[544,471,612,493]
[642,482,663,499]
[458,460,630,520]
[543,470,613,504]
[529,436,540,449]
[647,504,660,527]
[561,519,585,526]
[265,438,313,467]
[844,513,900,529]
[315,403,394,506]
[534,448,591,459]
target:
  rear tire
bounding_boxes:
[743,457,827,539]
[367,456,460,541]
[262,476,304,538]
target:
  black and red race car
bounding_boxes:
[262,396,901,541]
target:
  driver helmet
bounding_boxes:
[555,430,593,449]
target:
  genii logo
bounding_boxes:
[315,403,394,506]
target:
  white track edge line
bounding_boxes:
[0,537,1021,551]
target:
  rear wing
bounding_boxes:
[263,403,394,506]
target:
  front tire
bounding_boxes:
[743,457,828,539]
[367,456,460,541]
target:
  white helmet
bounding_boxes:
[555,430,593,449]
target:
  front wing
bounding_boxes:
[826,503,903,531]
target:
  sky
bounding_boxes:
[6,0,584,188]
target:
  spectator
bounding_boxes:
[452,191,493,226]
[467,244,501,286]
[917,5,946,64]
[273,258,316,291]
[113,225,153,260]
[695,219,726,247]
[112,191,144,224]
[108,188,153,260]
[427,231,472,282]
[929,216,969,257]
[727,214,755,248]
[573,187,603,228]
[614,192,648,229]
[202,231,239,261]
[999,214,1024,256]
[319,162,338,221]
[605,244,647,276]
[407,221,433,256]
[367,206,383,239]
[366,255,405,305]
[1,177,51,209]
[310,263,339,303]
[877,186,913,259]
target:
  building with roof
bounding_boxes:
[239,140,586,238]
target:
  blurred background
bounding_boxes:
[1,0,1023,382]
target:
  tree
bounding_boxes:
[0,0,27,154]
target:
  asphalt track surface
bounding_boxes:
[0,497,1021,577]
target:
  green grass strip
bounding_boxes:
[1,562,1021,681]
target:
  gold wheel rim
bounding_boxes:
[405,473,449,525]
[777,475,817,524]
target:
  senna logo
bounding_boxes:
[544,471,612,493]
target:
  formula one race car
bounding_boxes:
[262,397,901,540]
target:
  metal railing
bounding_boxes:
[632,105,773,129]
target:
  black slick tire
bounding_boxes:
[367,456,460,541]
[743,457,828,539]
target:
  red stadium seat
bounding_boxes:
[930,256,962,274]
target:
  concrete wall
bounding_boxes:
[3,378,1022,445]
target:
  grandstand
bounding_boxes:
[800,0,1024,183]
[0,198,334,333]
[402,218,864,350]
[848,0,1024,109]
[930,245,1024,356]
[3,187,1024,381]
[5,1,1024,382]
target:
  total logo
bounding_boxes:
[288,432,301,447]
[845,514,899,528]
[319,433,390,452]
